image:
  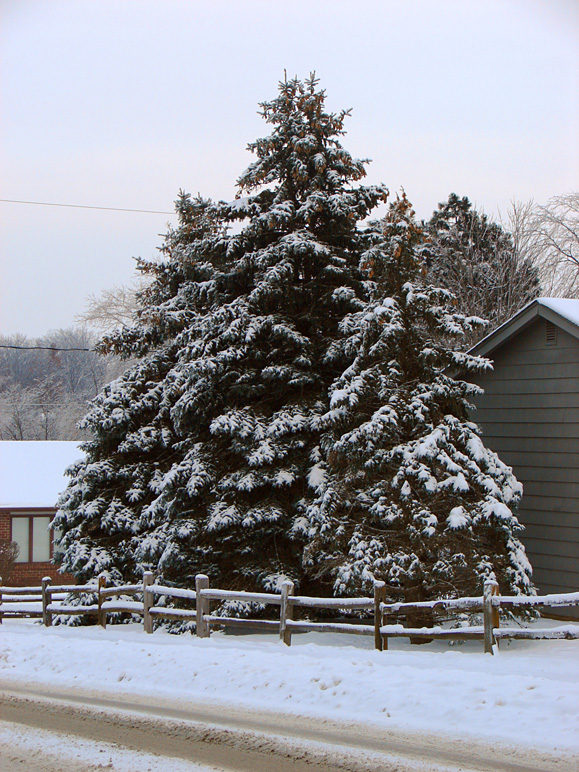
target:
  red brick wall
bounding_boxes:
[9,561,76,586]
[0,513,9,543]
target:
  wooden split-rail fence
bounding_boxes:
[1,574,578,655]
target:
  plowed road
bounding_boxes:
[0,681,575,772]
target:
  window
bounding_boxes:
[11,513,53,563]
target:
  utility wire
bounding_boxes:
[0,344,93,352]
[2,404,91,407]
[0,198,173,215]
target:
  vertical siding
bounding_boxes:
[470,318,579,607]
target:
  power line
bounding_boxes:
[0,198,173,215]
[0,344,93,352]
[2,404,91,407]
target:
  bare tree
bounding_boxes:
[0,379,85,441]
[76,280,143,333]
[0,384,36,440]
[0,542,19,583]
[42,328,108,397]
[0,327,128,440]
[508,193,579,298]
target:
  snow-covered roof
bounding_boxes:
[471,297,579,357]
[537,298,579,327]
[0,441,83,509]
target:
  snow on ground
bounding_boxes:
[0,618,578,755]
[0,721,218,772]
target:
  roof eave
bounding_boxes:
[470,299,579,357]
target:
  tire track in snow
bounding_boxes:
[0,681,576,772]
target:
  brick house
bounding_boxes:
[0,441,81,586]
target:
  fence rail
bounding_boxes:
[1,573,578,655]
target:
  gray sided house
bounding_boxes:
[469,298,579,615]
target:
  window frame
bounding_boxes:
[10,511,56,564]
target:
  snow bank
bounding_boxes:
[0,620,577,754]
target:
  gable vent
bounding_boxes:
[545,320,558,346]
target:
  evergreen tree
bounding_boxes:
[305,194,534,615]
[54,75,389,599]
[426,193,539,347]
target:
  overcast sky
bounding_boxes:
[1,0,578,338]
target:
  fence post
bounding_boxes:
[374,581,386,651]
[483,579,499,654]
[143,571,154,634]
[42,576,52,627]
[279,580,295,646]
[492,584,500,632]
[195,574,210,638]
[0,577,3,625]
[97,573,107,629]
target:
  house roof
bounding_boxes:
[470,297,579,357]
[0,441,83,509]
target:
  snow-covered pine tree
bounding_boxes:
[305,194,534,618]
[54,75,389,600]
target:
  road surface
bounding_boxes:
[0,680,575,772]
